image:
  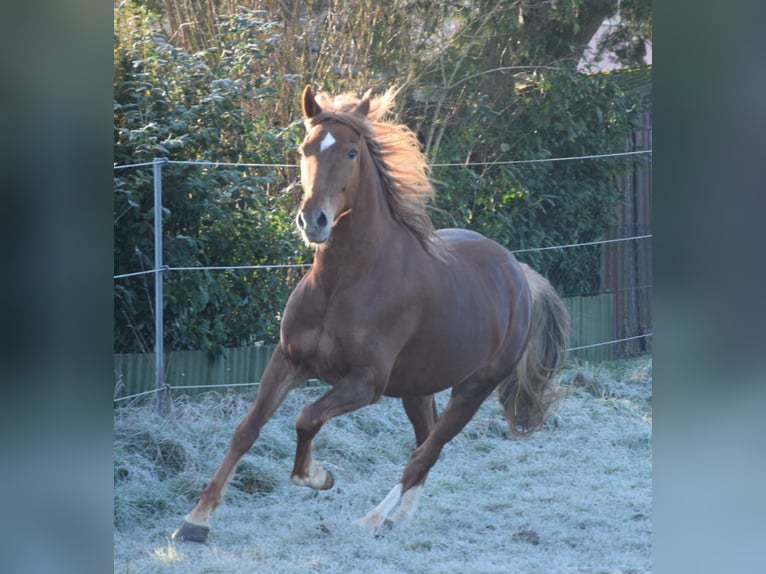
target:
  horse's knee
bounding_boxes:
[294,410,321,439]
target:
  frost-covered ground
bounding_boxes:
[114,357,652,573]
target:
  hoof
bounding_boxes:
[172,520,210,543]
[319,470,334,490]
[290,468,334,490]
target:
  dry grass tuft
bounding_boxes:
[114,357,652,573]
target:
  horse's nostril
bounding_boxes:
[317,211,328,228]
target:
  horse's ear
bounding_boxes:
[302,85,322,119]
[354,94,371,119]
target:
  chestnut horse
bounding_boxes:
[173,86,569,541]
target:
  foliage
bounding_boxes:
[594,0,653,67]
[424,68,643,295]
[114,0,650,353]
[114,3,309,354]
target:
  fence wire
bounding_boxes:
[113,331,653,405]
[113,152,652,405]
[113,233,653,405]
[113,234,651,280]
[113,149,650,172]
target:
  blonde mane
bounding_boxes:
[309,88,444,257]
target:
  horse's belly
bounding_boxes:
[383,321,504,397]
[383,239,528,396]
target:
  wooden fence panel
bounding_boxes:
[602,92,652,358]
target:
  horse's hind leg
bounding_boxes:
[401,385,493,491]
[172,348,306,542]
[360,395,437,524]
[358,381,494,534]
[402,394,438,447]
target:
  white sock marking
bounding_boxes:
[389,484,424,524]
[290,459,330,489]
[355,483,403,534]
[319,131,336,152]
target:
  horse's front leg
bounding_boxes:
[172,347,307,543]
[290,369,382,490]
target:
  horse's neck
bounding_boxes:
[314,167,401,275]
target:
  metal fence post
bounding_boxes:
[153,158,165,413]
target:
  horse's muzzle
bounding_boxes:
[296,208,330,244]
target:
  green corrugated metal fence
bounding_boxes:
[563,294,615,363]
[114,295,616,401]
[114,343,277,400]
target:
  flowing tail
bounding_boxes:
[497,263,569,436]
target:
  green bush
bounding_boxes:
[425,68,643,295]
[114,3,309,354]
[114,1,647,353]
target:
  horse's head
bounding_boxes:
[296,85,371,246]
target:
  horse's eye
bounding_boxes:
[347,149,358,160]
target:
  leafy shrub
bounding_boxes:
[424,68,643,294]
[114,1,647,353]
[114,2,309,354]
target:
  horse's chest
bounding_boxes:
[281,286,371,378]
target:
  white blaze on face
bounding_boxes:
[319,131,336,153]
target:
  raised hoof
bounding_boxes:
[290,468,334,490]
[172,520,210,543]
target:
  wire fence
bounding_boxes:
[113,232,653,406]
[113,150,652,406]
[113,233,652,280]
[112,150,650,172]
